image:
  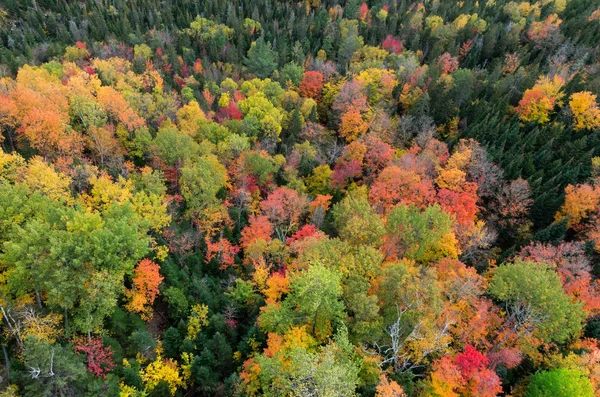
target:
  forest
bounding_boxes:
[0,0,600,395]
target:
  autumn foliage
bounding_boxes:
[126,259,164,320]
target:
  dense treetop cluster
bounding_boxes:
[1,0,600,396]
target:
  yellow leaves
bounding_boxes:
[436,147,472,191]
[180,352,193,386]
[438,232,461,259]
[516,75,565,124]
[0,149,25,183]
[131,190,171,232]
[354,68,398,105]
[218,92,231,108]
[82,174,133,210]
[176,100,206,136]
[283,325,317,351]
[119,382,142,397]
[187,303,209,340]
[555,183,600,227]
[536,75,565,104]
[399,83,424,112]
[21,309,63,344]
[140,343,183,396]
[22,157,73,203]
[569,92,600,131]
[436,167,467,191]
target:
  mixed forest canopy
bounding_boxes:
[1,0,600,395]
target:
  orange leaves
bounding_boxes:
[298,71,324,99]
[96,86,145,131]
[375,374,406,397]
[528,14,562,49]
[205,236,240,270]
[125,259,164,320]
[3,71,80,157]
[437,52,459,74]
[333,80,372,142]
[555,183,600,228]
[241,215,273,249]
[569,91,600,131]
[515,75,565,124]
[264,272,290,305]
[260,187,307,239]
[369,166,435,213]
[339,108,370,142]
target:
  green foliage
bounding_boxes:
[385,204,458,263]
[526,368,594,397]
[489,261,586,344]
[244,37,277,79]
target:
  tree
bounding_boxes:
[299,71,325,99]
[241,327,361,396]
[281,62,305,86]
[526,368,594,397]
[331,187,385,246]
[74,336,116,378]
[369,166,436,214]
[125,259,164,320]
[515,76,565,124]
[518,242,600,314]
[238,92,284,139]
[382,35,403,54]
[179,155,228,219]
[22,337,88,396]
[555,183,600,228]
[488,261,586,344]
[140,344,183,396]
[244,37,277,78]
[382,204,459,262]
[375,374,406,397]
[569,91,600,131]
[428,346,502,397]
[339,109,370,141]
[260,187,307,241]
[338,20,364,72]
[259,264,345,341]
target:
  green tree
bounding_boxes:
[331,187,385,246]
[179,155,228,219]
[338,20,364,72]
[489,261,586,344]
[259,264,345,341]
[526,368,594,397]
[383,204,459,263]
[244,37,277,78]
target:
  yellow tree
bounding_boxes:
[515,75,565,124]
[569,91,600,131]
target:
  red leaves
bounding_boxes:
[519,242,600,314]
[205,236,240,270]
[75,337,116,378]
[454,345,488,376]
[436,183,479,227]
[430,346,502,397]
[240,215,273,249]
[382,35,403,54]
[358,3,370,21]
[299,71,325,99]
